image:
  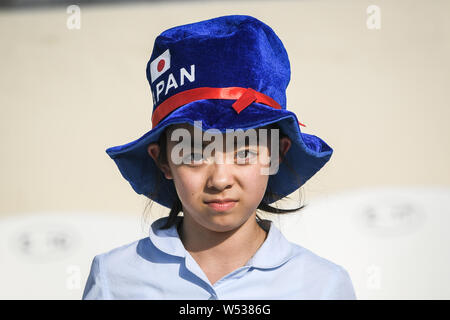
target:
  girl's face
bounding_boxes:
[148,123,291,233]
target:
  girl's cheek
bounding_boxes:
[239,166,268,186]
[176,169,204,192]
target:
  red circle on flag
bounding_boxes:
[157,59,165,72]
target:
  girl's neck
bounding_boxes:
[177,213,268,269]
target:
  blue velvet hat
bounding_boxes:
[106,14,333,209]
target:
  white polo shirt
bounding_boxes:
[82,216,356,299]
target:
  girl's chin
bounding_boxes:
[201,212,253,233]
[204,221,241,233]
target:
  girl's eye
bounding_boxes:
[236,149,258,162]
[183,152,204,164]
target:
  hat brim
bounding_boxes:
[106,99,333,208]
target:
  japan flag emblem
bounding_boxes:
[150,49,171,84]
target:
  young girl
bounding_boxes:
[82,14,356,300]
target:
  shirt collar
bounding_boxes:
[148,215,296,269]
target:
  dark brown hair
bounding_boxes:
[144,122,307,230]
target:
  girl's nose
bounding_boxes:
[206,159,235,191]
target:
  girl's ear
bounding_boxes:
[147,143,173,180]
[147,143,160,160]
[279,136,291,163]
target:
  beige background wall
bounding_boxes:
[1,0,450,300]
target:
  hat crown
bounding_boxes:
[146,15,291,114]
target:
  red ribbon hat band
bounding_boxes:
[151,87,307,128]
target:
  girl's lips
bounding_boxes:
[206,201,237,212]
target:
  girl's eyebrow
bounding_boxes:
[189,140,212,150]
[191,140,257,150]
[188,132,264,149]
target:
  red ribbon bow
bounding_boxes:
[151,87,306,128]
